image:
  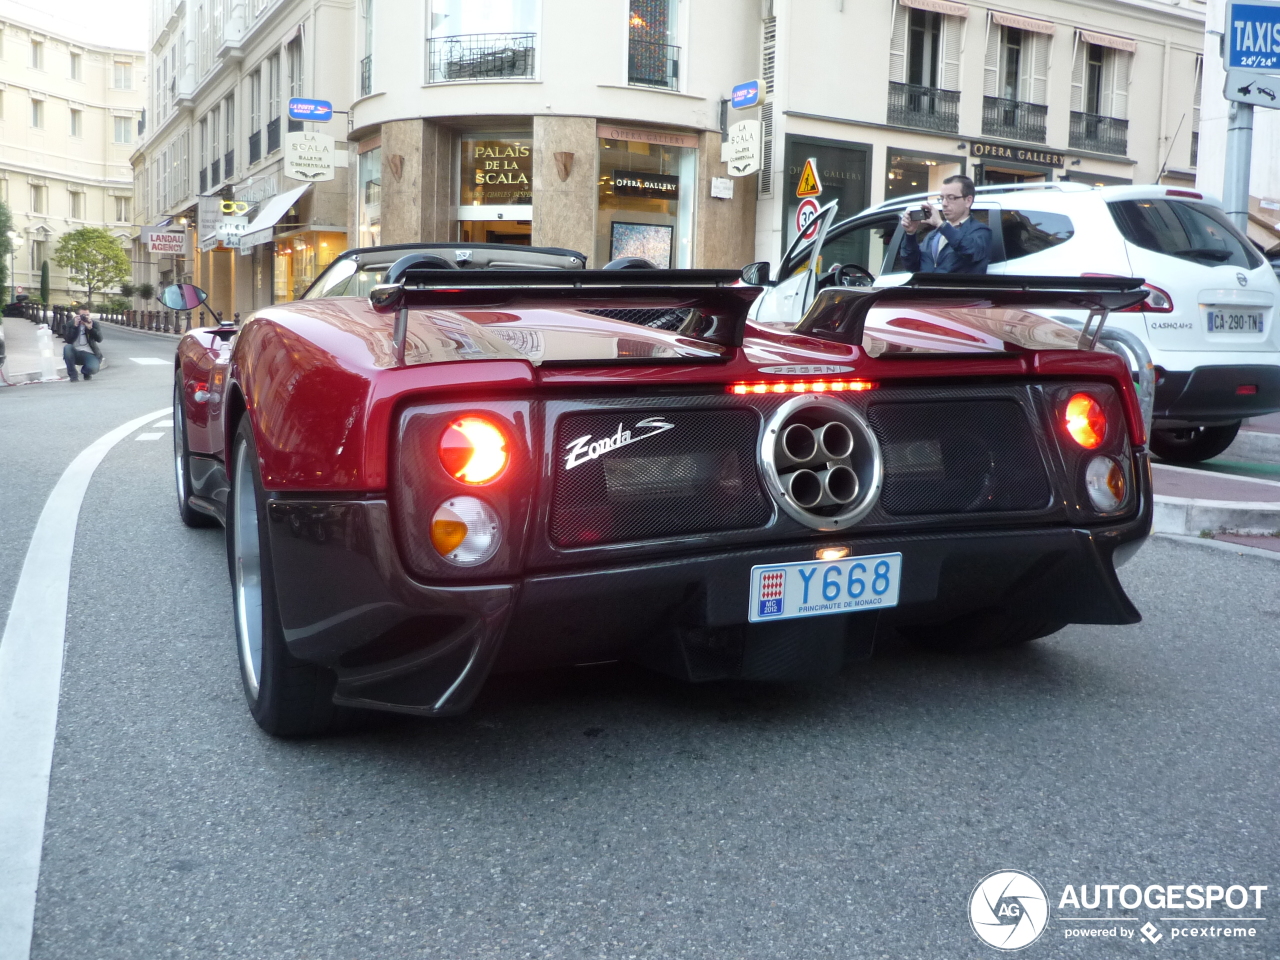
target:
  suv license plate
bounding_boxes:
[1207,309,1265,333]
[749,553,902,623]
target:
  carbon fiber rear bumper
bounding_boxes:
[263,479,1151,717]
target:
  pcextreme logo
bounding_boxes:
[969,870,1050,950]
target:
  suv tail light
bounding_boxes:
[1082,274,1173,313]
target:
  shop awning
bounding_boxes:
[1077,29,1138,53]
[899,0,969,17]
[991,10,1055,34]
[241,185,311,248]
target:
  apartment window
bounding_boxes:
[114,116,133,143]
[361,0,374,95]
[69,191,85,219]
[70,50,81,80]
[888,3,962,133]
[210,105,222,184]
[31,98,44,128]
[0,25,5,59]
[31,39,43,69]
[428,0,537,82]
[1191,54,1202,167]
[199,116,209,191]
[286,37,304,130]
[627,0,677,89]
[115,196,131,222]
[0,91,5,121]
[30,239,47,273]
[113,61,133,89]
[1068,37,1132,156]
[267,53,281,152]
[983,21,1050,143]
[68,108,82,137]
[30,184,46,213]
[249,69,262,163]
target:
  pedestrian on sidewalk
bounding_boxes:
[62,307,103,381]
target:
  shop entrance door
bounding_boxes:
[974,163,1049,186]
[459,220,531,245]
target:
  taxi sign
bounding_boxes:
[288,97,334,122]
[731,80,761,108]
[796,158,822,198]
[1226,0,1280,72]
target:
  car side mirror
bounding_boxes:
[159,283,209,310]
[741,261,772,286]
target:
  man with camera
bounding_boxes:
[899,175,991,275]
[62,306,103,381]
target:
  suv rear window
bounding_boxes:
[1108,199,1263,269]
[1001,210,1074,260]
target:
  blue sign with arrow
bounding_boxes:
[731,80,761,109]
[1227,1,1280,72]
[288,97,334,122]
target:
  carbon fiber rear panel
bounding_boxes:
[550,409,770,547]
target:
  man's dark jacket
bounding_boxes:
[62,318,104,357]
[900,216,992,274]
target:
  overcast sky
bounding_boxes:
[1,0,149,51]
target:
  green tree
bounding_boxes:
[51,227,130,306]
[0,199,12,303]
[40,259,50,305]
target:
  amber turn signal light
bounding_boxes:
[439,416,509,484]
[1064,393,1106,449]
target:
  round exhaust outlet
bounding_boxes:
[760,395,882,531]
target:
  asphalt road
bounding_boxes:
[2,329,1277,959]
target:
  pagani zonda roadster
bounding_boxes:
[174,245,1152,735]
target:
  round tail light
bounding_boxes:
[1085,456,1126,511]
[430,497,502,566]
[1064,393,1106,449]
[439,416,508,484]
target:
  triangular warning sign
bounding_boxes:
[796,158,822,198]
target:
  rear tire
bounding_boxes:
[904,608,1066,653]
[174,378,218,528]
[1150,421,1241,463]
[227,417,347,736]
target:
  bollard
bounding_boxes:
[36,324,58,381]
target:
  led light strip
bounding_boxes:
[728,380,877,395]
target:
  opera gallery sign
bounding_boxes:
[285,131,336,182]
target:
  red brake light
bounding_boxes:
[728,380,877,395]
[1166,189,1203,199]
[1065,393,1106,449]
[1081,274,1173,313]
[439,417,509,484]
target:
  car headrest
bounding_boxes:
[602,256,659,270]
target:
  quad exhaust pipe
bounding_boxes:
[784,464,858,508]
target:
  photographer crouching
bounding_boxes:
[63,307,103,382]
[899,175,991,275]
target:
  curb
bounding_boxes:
[1152,494,1280,536]
[1154,532,1280,562]
[1226,430,1280,466]
[1,357,111,386]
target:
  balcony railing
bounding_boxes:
[1069,111,1128,156]
[887,81,960,134]
[266,116,280,153]
[628,38,679,90]
[981,96,1047,144]
[210,157,221,185]
[224,149,234,180]
[360,55,372,96]
[249,129,261,165]
[427,33,536,82]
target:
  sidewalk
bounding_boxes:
[1,314,136,384]
[1225,411,1280,464]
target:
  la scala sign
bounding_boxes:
[285,131,336,182]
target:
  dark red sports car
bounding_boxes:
[173,243,1152,736]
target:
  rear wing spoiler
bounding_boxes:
[795,274,1149,350]
[369,263,756,362]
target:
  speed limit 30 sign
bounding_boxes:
[795,197,822,240]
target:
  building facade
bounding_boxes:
[0,17,144,302]
[132,0,356,321]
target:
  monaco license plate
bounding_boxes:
[1206,308,1265,333]
[749,553,903,623]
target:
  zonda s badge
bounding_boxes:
[564,417,675,470]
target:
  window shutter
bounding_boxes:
[889,2,908,84]
[941,14,963,91]
[1025,30,1050,105]
[1109,50,1130,120]
[1070,35,1085,112]
[984,19,1000,97]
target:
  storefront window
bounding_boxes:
[458,130,532,245]
[273,230,346,301]
[884,150,964,202]
[784,135,871,269]
[430,0,537,36]
[358,146,381,247]
[596,132,696,267]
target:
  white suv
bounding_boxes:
[749,183,1280,463]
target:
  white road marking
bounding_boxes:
[129,357,170,366]
[134,432,164,441]
[151,419,174,427]
[0,407,168,960]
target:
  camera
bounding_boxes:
[908,208,930,222]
